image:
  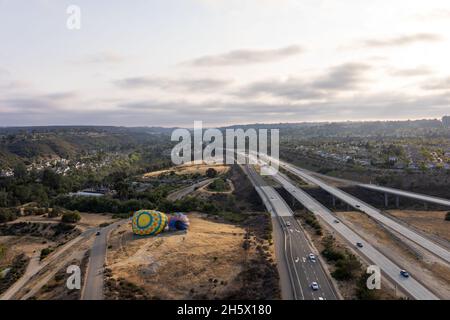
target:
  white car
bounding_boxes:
[286,221,291,227]
[310,282,319,290]
[308,253,316,262]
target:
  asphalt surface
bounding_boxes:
[166,179,213,201]
[271,171,439,300]
[242,165,338,300]
[253,153,450,265]
[359,184,450,207]
[81,221,124,300]
[278,162,450,264]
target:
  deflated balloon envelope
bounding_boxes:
[167,212,190,231]
[131,210,168,236]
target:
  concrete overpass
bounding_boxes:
[359,184,450,208]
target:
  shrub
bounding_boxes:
[61,211,81,224]
[40,247,54,260]
[206,168,218,178]
[355,273,379,300]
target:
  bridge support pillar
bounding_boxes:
[424,202,428,210]
[331,195,336,207]
[384,193,389,207]
[395,196,400,208]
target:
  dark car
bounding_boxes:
[96,231,101,236]
[356,242,364,248]
[400,270,410,278]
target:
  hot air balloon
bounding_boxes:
[167,212,190,231]
[131,210,168,236]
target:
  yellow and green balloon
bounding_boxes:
[131,210,168,236]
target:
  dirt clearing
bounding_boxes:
[105,213,279,300]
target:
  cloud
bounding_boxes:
[114,76,232,92]
[185,45,303,67]
[389,66,434,77]
[78,52,125,64]
[0,91,78,114]
[236,63,371,101]
[2,90,449,127]
[107,90,450,126]
[362,33,443,48]
[313,63,370,90]
[422,77,450,91]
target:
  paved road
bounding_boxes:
[242,165,338,300]
[166,179,213,201]
[256,154,450,264]
[81,221,124,300]
[359,184,450,208]
[0,229,95,300]
[272,171,439,300]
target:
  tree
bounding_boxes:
[42,169,62,190]
[0,191,8,207]
[13,162,27,180]
[206,168,218,178]
[445,212,450,221]
[61,211,81,223]
[114,181,131,200]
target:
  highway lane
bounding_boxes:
[81,220,124,300]
[272,171,439,300]
[166,179,214,201]
[242,165,338,300]
[359,184,450,208]
[255,153,450,264]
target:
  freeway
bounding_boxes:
[359,184,450,208]
[256,153,450,264]
[242,165,338,300]
[271,171,439,300]
[81,220,124,300]
[166,179,214,201]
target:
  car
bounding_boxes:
[333,219,340,224]
[310,282,319,290]
[96,231,101,236]
[318,297,325,300]
[308,253,316,262]
[356,242,363,248]
[355,204,361,208]
[400,270,410,278]
[286,221,291,227]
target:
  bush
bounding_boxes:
[48,207,61,218]
[208,178,229,192]
[0,254,29,295]
[40,247,54,260]
[331,255,361,281]
[355,273,379,300]
[61,211,81,223]
[0,208,18,223]
[206,168,218,178]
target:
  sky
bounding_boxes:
[0,0,450,127]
